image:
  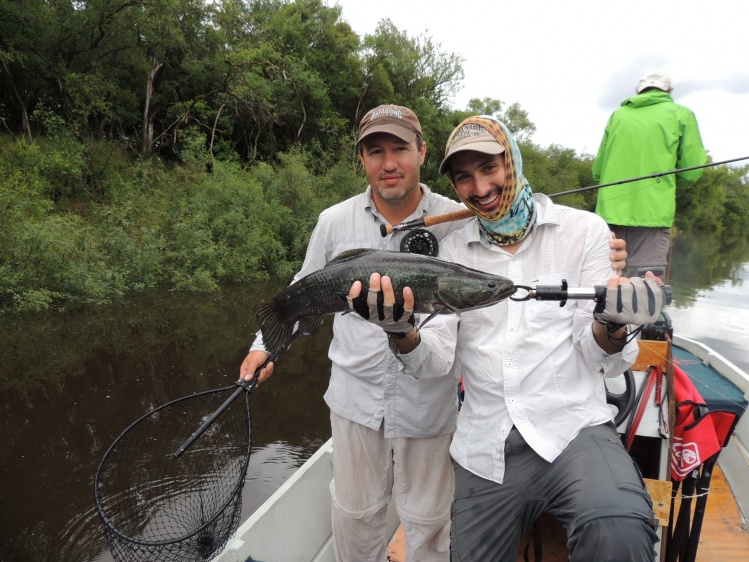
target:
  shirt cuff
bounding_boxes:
[395,340,431,380]
[596,337,639,376]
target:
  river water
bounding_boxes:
[1,230,748,562]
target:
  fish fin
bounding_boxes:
[254,297,295,357]
[298,315,325,336]
[417,306,445,329]
[327,248,377,265]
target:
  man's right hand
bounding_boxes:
[594,273,664,327]
[240,350,274,384]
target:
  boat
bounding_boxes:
[213,331,748,562]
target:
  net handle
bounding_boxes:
[172,362,264,459]
[172,331,300,458]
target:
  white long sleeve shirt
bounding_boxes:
[400,194,639,484]
[251,185,468,438]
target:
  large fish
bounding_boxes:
[254,249,515,357]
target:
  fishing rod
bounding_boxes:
[381,156,749,236]
[551,155,749,198]
[380,209,474,236]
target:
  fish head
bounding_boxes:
[436,274,515,312]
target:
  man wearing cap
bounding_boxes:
[239,105,471,561]
[348,116,661,560]
[593,71,707,278]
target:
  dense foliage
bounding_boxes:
[2,0,748,313]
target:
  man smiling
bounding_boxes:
[350,116,662,561]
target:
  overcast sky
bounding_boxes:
[330,0,748,164]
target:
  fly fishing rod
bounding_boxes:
[551,155,749,198]
[381,156,749,236]
[380,209,474,236]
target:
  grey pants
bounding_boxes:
[607,224,671,278]
[450,423,659,562]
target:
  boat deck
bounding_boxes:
[386,464,749,561]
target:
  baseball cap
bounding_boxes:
[439,123,505,175]
[635,72,673,94]
[357,105,422,144]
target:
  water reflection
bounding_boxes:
[0,286,331,562]
[668,263,749,374]
[667,230,749,374]
[1,229,748,562]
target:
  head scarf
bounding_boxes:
[444,116,535,246]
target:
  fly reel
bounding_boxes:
[399,229,439,256]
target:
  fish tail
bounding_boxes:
[254,297,294,357]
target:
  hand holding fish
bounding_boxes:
[253,249,515,359]
[348,273,422,353]
[347,273,416,336]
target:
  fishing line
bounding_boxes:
[573,177,665,207]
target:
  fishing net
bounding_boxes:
[94,385,252,562]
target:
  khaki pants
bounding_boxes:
[329,411,453,562]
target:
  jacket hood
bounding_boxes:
[621,89,673,109]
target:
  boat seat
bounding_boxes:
[672,346,748,417]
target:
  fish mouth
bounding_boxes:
[457,283,516,312]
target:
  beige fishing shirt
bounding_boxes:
[399,194,639,484]
[251,185,468,438]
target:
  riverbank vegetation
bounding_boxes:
[2,0,748,313]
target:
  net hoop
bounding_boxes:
[94,385,251,560]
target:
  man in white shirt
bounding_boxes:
[240,105,471,562]
[348,116,661,561]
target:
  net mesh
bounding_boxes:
[95,386,252,562]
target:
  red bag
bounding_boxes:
[670,365,735,481]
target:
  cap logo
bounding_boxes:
[452,123,489,143]
[369,107,404,122]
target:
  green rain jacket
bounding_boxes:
[592,89,707,227]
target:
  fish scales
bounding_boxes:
[254,249,515,358]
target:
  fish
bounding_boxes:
[253,248,516,357]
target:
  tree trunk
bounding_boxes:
[1,58,33,143]
[141,61,164,154]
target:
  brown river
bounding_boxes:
[1,230,748,562]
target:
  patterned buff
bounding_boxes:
[445,117,535,246]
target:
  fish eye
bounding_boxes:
[488,282,496,288]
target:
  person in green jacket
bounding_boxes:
[592,72,707,278]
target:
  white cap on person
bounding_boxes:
[635,72,673,94]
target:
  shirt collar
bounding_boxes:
[363,184,431,223]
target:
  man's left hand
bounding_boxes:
[347,273,415,337]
